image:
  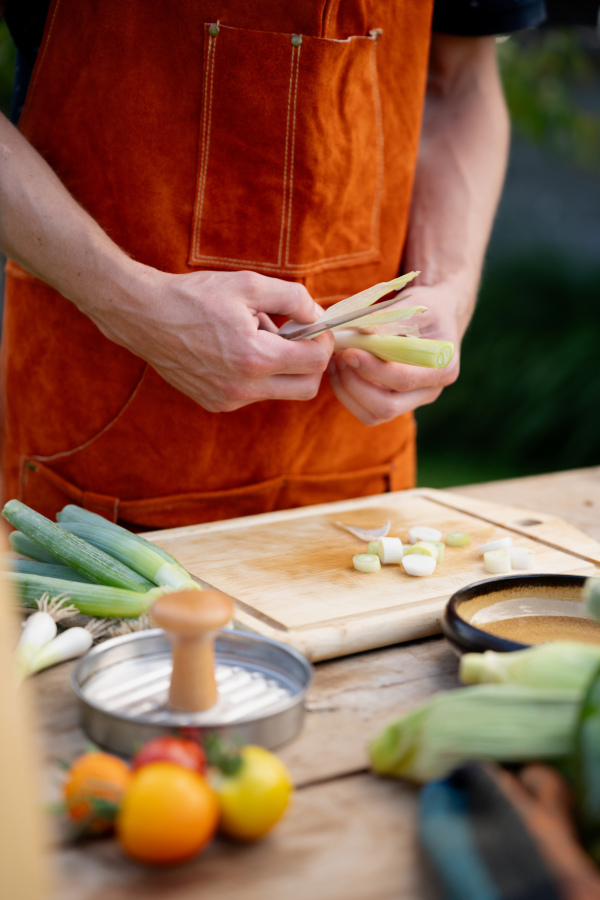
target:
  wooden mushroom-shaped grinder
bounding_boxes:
[151,589,234,713]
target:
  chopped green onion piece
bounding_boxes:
[403,543,437,559]
[367,541,380,556]
[57,505,185,569]
[333,332,454,369]
[377,537,403,564]
[433,542,445,563]
[409,526,442,544]
[483,549,511,574]
[2,501,153,592]
[460,642,600,690]
[507,546,536,569]
[402,555,436,576]
[4,572,158,618]
[446,532,471,547]
[369,684,580,783]
[353,554,381,573]
[478,537,512,555]
[59,522,197,591]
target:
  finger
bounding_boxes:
[338,348,457,393]
[329,358,441,424]
[258,372,326,402]
[256,312,279,333]
[257,329,333,376]
[241,271,322,323]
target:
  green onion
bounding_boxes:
[460,642,600,691]
[10,560,95,583]
[9,531,63,564]
[2,500,153,592]
[445,532,471,547]
[333,332,454,369]
[368,684,579,783]
[4,572,158,618]
[353,554,381,573]
[367,541,380,556]
[58,522,196,591]
[56,505,184,569]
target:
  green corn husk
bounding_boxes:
[333,332,455,369]
[58,522,197,591]
[368,684,580,783]
[460,642,600,691]
[9,559,96,584]
[5,572,159,618]
[2,500,153,592]
[584,577,600,622]
[56,505,185,569]
[9,531,63,565]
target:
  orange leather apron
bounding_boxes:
[1,0,433,528]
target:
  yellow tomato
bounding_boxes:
[116,762,219,865]
[212,745,293,842]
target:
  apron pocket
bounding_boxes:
[189,23,384,277]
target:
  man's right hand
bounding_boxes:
[82,264,334,412]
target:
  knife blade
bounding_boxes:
[280,294,405,341]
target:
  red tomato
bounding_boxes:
[132,737,206,775]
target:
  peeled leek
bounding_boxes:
[369,684,579,783]
[460,642,600,690]
[5,572,158,618]
[2,501,152,592]
[58,522,197,591]
[334,331,454,369]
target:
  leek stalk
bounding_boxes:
[56,505,185,569]
[460,642,600,691]
[2,501,153,592]
[369,684,579,783]
[10,559,95,583]
[9,530,63,564]
[5,572,158,618]
[333,331,454,369]
[584,577,600,622]
[58,522,197,591]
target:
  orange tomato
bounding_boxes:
[63,751,133,834]
[116,762,219,865]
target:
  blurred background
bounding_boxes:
[0,6,598,489]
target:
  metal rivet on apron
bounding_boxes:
[208,24,220,37]
[291,34,302,47]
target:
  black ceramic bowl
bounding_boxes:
[442,573,598,654]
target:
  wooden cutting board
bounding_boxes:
[146,488,600,661]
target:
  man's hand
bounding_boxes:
[84,264,333,413]
[326,283,461,426]
[329,32,509,425]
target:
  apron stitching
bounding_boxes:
[277,45,297,267]
[192,30,218,258]
[369,41,385,251]
[190,34,380,271]
[26,365,149,465]
[284,44,301,266]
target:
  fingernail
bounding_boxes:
[346,354,360,369]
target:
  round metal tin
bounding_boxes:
[72,629,312,756]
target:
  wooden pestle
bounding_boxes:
[151,589,234,712]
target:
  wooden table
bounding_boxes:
[36,467,600,900]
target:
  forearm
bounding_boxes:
[0,111,137,313]
[403,34,510,336]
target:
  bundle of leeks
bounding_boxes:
[2,500,198,619]
[369,576,600,785]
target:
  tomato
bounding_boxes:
[63,751,132,834]
[131,736,206,775]
[116,762,219,865]
[211,745,293,842]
